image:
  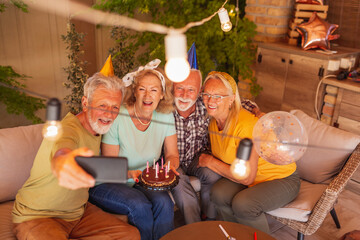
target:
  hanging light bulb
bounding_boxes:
[218,8,232,32]
[230,138,253,180]
[165,31,190,82]
[42,98,63,141]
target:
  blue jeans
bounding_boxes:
[89,183,174,240]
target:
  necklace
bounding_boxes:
[133,104,151,126]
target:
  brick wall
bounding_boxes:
[245,0,294,42]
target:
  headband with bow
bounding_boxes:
[122,59,166,92]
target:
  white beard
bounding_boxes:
[175,97,196,112]
[87,111,113,135]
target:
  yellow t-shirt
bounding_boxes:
[209,109,296,186]
[12,113,101,223]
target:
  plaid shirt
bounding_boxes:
[174,98,209,169]
[241,99,258,114]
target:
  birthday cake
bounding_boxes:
[139,165,178,191]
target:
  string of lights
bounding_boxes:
[23,0,232,83]
[24,0,229,35]
[7,0,359,181]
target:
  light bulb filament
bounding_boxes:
[234,161,247,176]
[230,158,250,180]
[42,120,63,141]
[164,32,190,82]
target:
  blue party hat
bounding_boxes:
[187,42,198,70]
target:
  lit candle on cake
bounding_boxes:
[153,158,156,169]
[167,161,170,173]
[146,161,149,173]
[161,157,164,169]
[165,165,169,178]
[155,162,159,178]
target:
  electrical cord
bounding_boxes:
[314,74,337,120]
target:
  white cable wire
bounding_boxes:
[23,0,228,35]
[314,74,337,120]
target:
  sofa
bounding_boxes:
[266,110,360,239]
[0,124,43,239]
[0,124,130,239]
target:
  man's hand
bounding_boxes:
[51,147,95,190]
[254,108,266,118]
[198,153,213,168]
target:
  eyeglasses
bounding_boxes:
[201,92,231,102]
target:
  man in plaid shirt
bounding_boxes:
[171,69,221,224]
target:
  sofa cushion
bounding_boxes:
[267,180,327,222]
[0,201,16,240]
[290,110,360,184]
[0,124,44,202]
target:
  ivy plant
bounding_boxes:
[109,26,138,78]
[95,0,261,96]
[0,0,28,13]
[61,22,89,114]
[0,66,45,123]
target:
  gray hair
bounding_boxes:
[84,72,124,102]
[190,69,203,88]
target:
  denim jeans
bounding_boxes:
[89,183,174,240]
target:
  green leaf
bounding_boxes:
[0,66,45,123]
[10,0,28,13]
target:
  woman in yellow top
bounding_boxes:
[198,71,300,233]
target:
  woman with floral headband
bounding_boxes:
[198,71,300,233]
[88,59,179,240]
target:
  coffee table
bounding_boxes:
[160,221,275,240]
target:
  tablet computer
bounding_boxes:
[75,156,128,183]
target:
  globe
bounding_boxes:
[252,111,308,165]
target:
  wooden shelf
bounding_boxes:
[323,78,360,92]
[256,42,360,60]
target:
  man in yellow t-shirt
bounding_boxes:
[12,72,140,240]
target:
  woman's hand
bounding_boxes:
[128,170,142,183]
[198,153,213,168]
[169,165,180,176]
[164,134,180,172]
